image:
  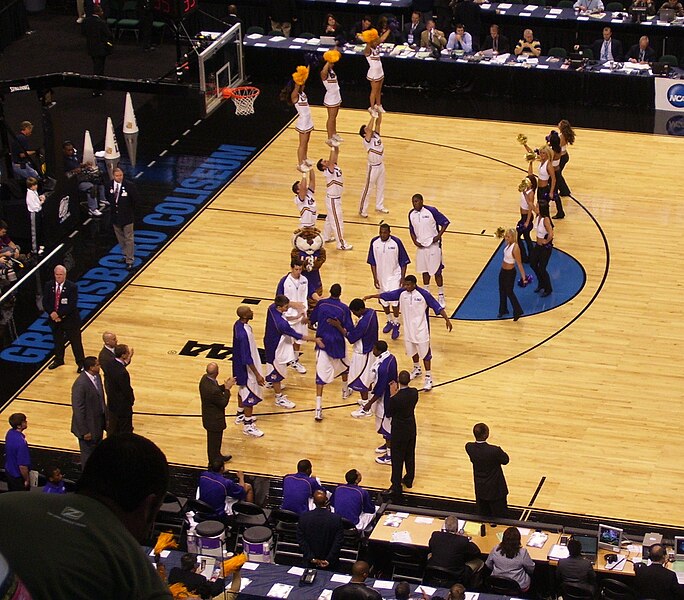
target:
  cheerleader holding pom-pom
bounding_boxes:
[321,50,343,148]
[516,175,537,263]
[495,227,528,322]
[280,66,314,172]
[362,27,391,116]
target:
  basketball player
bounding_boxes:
[367,223,410,339]
[293,169,317,229]
[321,50,343,147]
[328,298,378,408]
[316,146,352,251]
[358,112,389,218]
[276,258,309,373]
[364,275,452,391]
[408,193,450,308]
[232,306,265,437]
[309,283,353,421]
[264,295,319,409]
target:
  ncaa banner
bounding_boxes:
[655,78,684,112]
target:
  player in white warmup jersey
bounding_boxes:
[359,112,389,218]
[292,169,317,229]
[276,258,309,373]
[317,146,352,251]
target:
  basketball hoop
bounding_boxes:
[222,86,260,116]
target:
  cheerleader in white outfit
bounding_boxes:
[320,50,343,147]
[280,65,314,172]
[362,28,391,115]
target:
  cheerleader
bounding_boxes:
[320,50,343,148]
[362,27,391,115]
[556,119,576,218]
[547,131,566,220]
[529,201,554,298]
[280,66,314,172]
[526,143,555,207]
[497,228,527,321]
[516,175,536,263]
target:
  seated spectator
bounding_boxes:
[446,23,473,52]
[225,4,242,27]
[63,141,106,217]
[634,544,684,600]
[281,458,325,514]
[322,13,344,39]
[198,459,253,522]
[0,221,20,261]
[331,560,382,599]
[556,538,596,595]
[420,18,447,50]
[514,29,541,57]
[447,585,466,600]
[590,26,624,62]
[378,15,402,44]
[427,515,482,584]
[350,15,372,43]
[626,35,655,63]
[481,24,509,54]
[42,466,66,494]
[403,11,426,46]
[394,581,410,600]
[660,0,684,16]
[331,469,377,530]
[297,490,344,570]
[485,526,535,593]
[573,0,604,12]
[10,121,40,180]
[630,0,656,15]
[168,552,225,598]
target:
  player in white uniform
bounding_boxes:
[316,146,352,251]
[362,28,390,114]
[408,193,450,308]
[364,275,452,391]
[358,112,388,218]
[367,223,411,340]
[321,50,343,148]
[276,258,309,373]
[292,169,317,229]
[281,66,314,173]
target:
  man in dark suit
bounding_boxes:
[465,422,509,518]
[403,11,426,45]
[200,362,235,464]
[427,515,483,584]
[104,344,135,435]
[633,544,684,600]
[71,355,107,467]
[590,26,624,62]
[481,24,509,54]
[98,331,118,374]
[105,167,140,271]
[83,5,113,87]
[331,561,381,599]
[42,265,85,372]
[556,539,596,596]
[297,490,344,570]
[626,35,656,63]
[385,370,418,500]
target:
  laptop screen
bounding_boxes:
[675,536,684,558]
[575,534,598,556]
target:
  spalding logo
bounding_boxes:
[668,84,684,109]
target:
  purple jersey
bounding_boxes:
[371,352,398,402]
[264,302,303,364]
[331,484,376,526]
[281,472,325,514]
[232,320,256,386]
[346,309,378,355]
[310,297,353,359]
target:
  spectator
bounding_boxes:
[331,469,377,530]
[322,13,344,39]
[297,490,345,570]
[590,26,624,62]
[42,466,66,494]
[350,15,373,43]
[198,459,253,523]
[394,581,411,600]
[282,458,326,514]
[659,0,684,16]
[446,23,473,52]
[105,343,135,434]
[0,220,21,261]
[98,330,121,374]
[573,0,604,12]
[427,515,483,584]
[268,0,297,37]
[105,167,139,271]
[0,433,173,600]
[447,585,466,600]
[633,544,684,600]
[420,18,447,50]
[403,11,426,46]
[225,4,242,27]
[10,121,40,180]
[4,413,30,492]
[481,24,509,54]
[25,177,44,253]
[71,355,107,468]
[626,35,655,63]
[168,553,225,598]
[63,141,106,217]
[630,0,656,15]
[84,5,113,89]
[485,527,535,593]
[556,538,596,596]
[514,29,541,57]
[331,561,382,599]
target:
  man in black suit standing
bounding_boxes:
[465,422,509,518]
[71,356,107,467]
[634,544,684,600]
[626,35,656,63]
[42,265,85,372]
[481,24,509,54]
[386,370,418,501]
[297,490,344,571]
[83,5,113,89]
[105,344,135,435]
[200,362,235,464]
[106,167,140,271]
[98,331,118,373]
[403,11,426,46]
[590,27,624,62]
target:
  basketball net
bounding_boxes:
[223,86,260,116]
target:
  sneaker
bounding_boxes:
[275,395,296,409]
[375,443,387,454]
[358,398,367,406]
[314,408,323,421]
[330,137,341,148]
[332,133,343,144]
[409,365,422,380]
[289,360,306,374]
[351,408,372,418]
[359,212,368,218]
[297,162,312,173]
[76,16,84,23]
[324,237,336,244]
[376,207,389,214]
[325,138,334,147]
[88,208,103,217]
[304,158,314,168]
[235,414,257,424]
[368,107,379,118]
[391,323,400,340]
[243,423,264,437]
[438,293,446,309]
[375,454,392,465]
[338,243,353,251]
[264,381,273,389]
[375,104,386,114]
[424,374,433,392]
[382,321,393,334]
[98,200,110,208]
[342,387,352,400]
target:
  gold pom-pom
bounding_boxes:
[524,151,536,162]
[518,177,531,192]
[153,531,178,555]
[168,583,192,598]
[495,227,506,239]
[323,50,341,64]
[292,65,310,86]
[517,133,528,146]
[222,553,248,575]
[361,28,379,43]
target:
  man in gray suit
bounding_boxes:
[71,356,107,467]
[200,362,235,465]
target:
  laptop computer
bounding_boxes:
[652,62,670,75]
[320,36,337,46]
[574,534,599,563]
[659,7,675,22]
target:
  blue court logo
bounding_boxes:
[666,115,684,136]
[667,84,684,108]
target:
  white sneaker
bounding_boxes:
[330,138,341,148]
[375,443,387,454]
[375,454,392,465]
[304,158,314,168]
[289,361,306,374]
[243,423,264,437]
[368,107,379,118]
[332,133,343,143]
[314,408,323,421]
[375,104,386,114]
[235,414,257,424]
[89,208,102,217]
[324,237,336,244]
[338,243,353,251]
[424,374,433,392]
[409,365,422,380]
[359,212,368,218]
[297,162,312,173]
[76,16,84,23]
[325,138,334,147]
[376,207,389,214]
[358,398,367,406]
[351,408,372,418]
[275,395,296,409]
[438,293,446,309]
[342,388,352,400]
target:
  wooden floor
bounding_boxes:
[7,108,684,527]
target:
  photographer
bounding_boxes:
[63,141,106,217]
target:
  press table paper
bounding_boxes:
[373,580,395,589]
[288,567,304,576]
[267,583,293,598]
[331,574,352,583]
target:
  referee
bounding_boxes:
[385,370,418,501]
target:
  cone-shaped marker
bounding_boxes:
[123,92,139,167]
[104,116,120,179]
[82,130,95,165]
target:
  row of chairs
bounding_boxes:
[104,1,167,43]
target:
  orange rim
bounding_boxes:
[222,86,260,99]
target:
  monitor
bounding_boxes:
[675,536,684,560]
[659,7,675,22]
[574,534,599,559]
[631,6,647,22]
[598,524,623,550]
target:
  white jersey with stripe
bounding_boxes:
[324,165,344,198]
[294,189,317,228]
[363,132,384,166]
